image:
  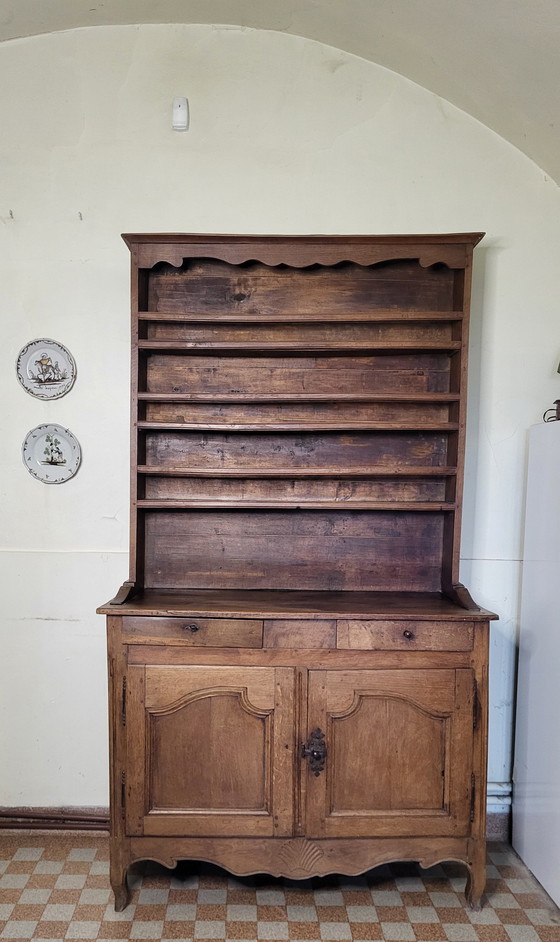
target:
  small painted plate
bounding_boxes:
[22,424,82,484]
[16,338,76,399]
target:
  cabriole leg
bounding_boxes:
[465,842,486,910]
[110,847,130,912]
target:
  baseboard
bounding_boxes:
[486,810,510,842]
[0,807,109,831]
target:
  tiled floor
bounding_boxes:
[0,833,559,942]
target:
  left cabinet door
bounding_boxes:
[125,665,296,838]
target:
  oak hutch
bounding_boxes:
[98,233,496,911]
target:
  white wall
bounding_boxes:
[1,24,559,808]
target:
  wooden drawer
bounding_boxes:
[263,619,336,648]
[336,620,473,651]
[122,616,263,647]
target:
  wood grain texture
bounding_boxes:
[263,619,336,649]
[142,430,451,472]
[126,644,473,671]
[336,619,474,651]
[145,257,457,314]
[100,587,494,618]
[142,475,449,504]
[144,320,457,344]
[142,509,445,592]
[305,668,473,839]
[122,615,263,647]
[142,399,453,428]
[126,666,295,838]
[127,832,473,876]
[145,353,452,397]
[139,310,464,323]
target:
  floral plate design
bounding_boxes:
[22,424,82,484]
[16,338,77,399]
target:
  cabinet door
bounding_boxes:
[305,669,474,838]
[125,665,295,837]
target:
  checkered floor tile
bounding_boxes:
[0,835,558,941]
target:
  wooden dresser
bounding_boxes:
[98,233,496,911]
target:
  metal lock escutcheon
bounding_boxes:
[301,727,327,776]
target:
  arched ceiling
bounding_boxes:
[1,0,559,183]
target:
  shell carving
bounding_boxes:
[277,839,325,875]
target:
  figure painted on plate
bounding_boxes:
[32,354,67,384]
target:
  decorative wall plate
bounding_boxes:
[22,424,82,484]
[16,338,76,399]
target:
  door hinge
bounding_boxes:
[120,771,126,820]
[472,677,479,730]
[470,773,476,822]
[121,678,127,727]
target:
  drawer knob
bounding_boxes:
[403,629,415,640]
[183,623,200,633]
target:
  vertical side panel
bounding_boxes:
[125,664,146,835]
[129,243,142,588]
[450,668,476,834]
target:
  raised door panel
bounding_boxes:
[305,669,473,838]
[126,665,295,837]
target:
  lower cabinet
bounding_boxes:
[107,616,489,913]
[124,664,474,841]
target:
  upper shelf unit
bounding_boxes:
[123,233,482,597]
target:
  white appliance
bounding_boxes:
[512,420,560,906]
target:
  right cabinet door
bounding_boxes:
[305,668,474,838]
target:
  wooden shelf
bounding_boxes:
[137,310,464,323]
[138,340,462,353]
[136,499,456,511]
[137,421,460,432]
[138,392,461,403]
[137,466,457,478]
[99,586,489,619]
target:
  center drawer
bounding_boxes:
[121,616,263,647]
